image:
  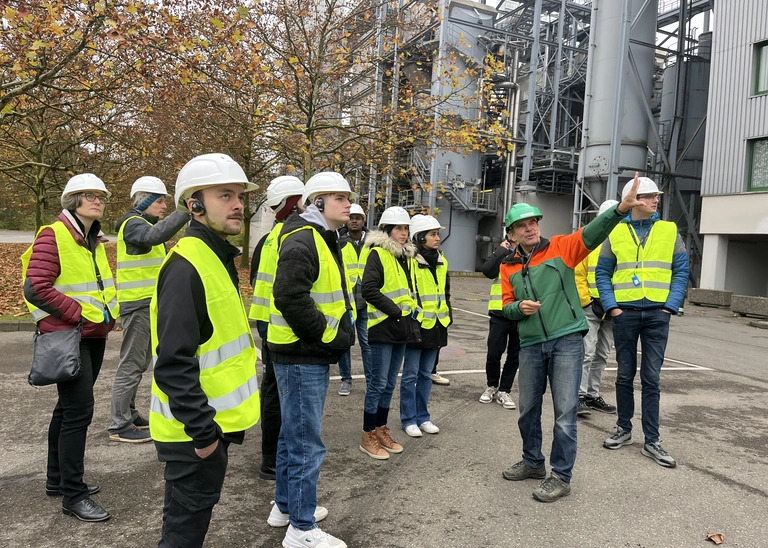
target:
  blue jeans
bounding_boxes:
[400,348,438,427]
[517,333,584,483]
[612,307,671,444]
[337,308,372,383]
[273,363,330,531]
[364,343,406,415]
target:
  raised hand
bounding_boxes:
[618,172,644,214]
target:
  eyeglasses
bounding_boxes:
[83,193,108,204]
[637,193,660,201]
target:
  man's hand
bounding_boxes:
[617,172,645,215]
[519,300,541,315]
[500,240,511,250]
[195,439,219,459]
[610,309,623,317]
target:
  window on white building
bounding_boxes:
[756,41,768,95]
[748,138,768,191]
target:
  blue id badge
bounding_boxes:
[411,307,422,320]
[349,310,355,327]
[631,275,641,287]
[103,308,110,323]
[437,297,442,309]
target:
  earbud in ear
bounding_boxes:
[315,197,325,211]
[190,199,206,214]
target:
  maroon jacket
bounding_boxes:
[23,210,116,338]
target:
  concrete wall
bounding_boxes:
[515,192,575,239]
[699,194,768,234]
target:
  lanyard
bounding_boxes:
[627,224,652,266]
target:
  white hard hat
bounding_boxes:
[621,177,663,201]
[266,176,304,208]
[61,173,111,207]
[349,204,366,219]
[302,172,359,204]
[130,176,168,198]
[598,199,619,216]
[410,214,444,240]
[174,153,257,212]
[378,206,411,227]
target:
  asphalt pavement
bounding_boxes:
[1,276,767,547]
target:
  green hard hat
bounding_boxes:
[505,203,543,228]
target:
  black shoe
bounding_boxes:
[585,395,617,414]
[133,415,150,430]
[62,497,111,522]
[46,484,101,497]
[259,464,276,481]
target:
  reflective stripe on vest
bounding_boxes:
[267,226,351,345]
[149,236,259,442]
[366,247,419,329]
[249,223,283,322]
[414,253,450,329]
[608,221,677,304]
[21,221,119,323]
[488,277,503,312]
[586,244,602,299]
[116,216,166,304]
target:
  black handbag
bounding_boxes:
[28,320,82,386]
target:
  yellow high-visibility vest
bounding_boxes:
[414,252,450,329]
[267,226,352,345]
[149,236,260,442]
[116,216,166,304]
[488,277,503,313]
[341,239,369,311]
[587,244,602,299]
[366,247,419,328]
[249,222,283,322]
[21,221,119,323]
[608,221,677,303]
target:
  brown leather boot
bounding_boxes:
[375,425,404,454]
[359,430,389,460]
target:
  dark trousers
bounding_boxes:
[159,441,229,548]
[257,322,280,466]
[486,314,520,393]
[46,338,105,505]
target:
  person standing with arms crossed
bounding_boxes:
[266,172,355,548]
[149,154,261,547]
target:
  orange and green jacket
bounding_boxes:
[499,206,623,347]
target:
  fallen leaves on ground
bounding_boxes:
[0,242,253,319]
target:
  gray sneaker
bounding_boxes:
[532,473,571,503]
[642,441,677,468]
[338,380,352,396]
[577,398,591,416]
[603,427,633,449]
[502,460,546,481]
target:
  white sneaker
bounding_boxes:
[283,525,347,548]
[430,373,450,385]
[268,501,328,527]
[403,424,422,437]
[479,386,497,403]
[419,421,440,434]
[496,391,516,409]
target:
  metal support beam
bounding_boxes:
[548,0,567,151]
[521,0,543,185]
[606,0,632,201]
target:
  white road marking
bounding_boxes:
[452,307,489,318]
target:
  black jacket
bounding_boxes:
[339,231,367,310]
[153,220,245,460]
[267,208,355,365]
[115,208,190,314]
[408,250,451,350]
[482,242,515,319]
[361,230,422,345]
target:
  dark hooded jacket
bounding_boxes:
[267,207,356,365]
[361,230,422,345]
